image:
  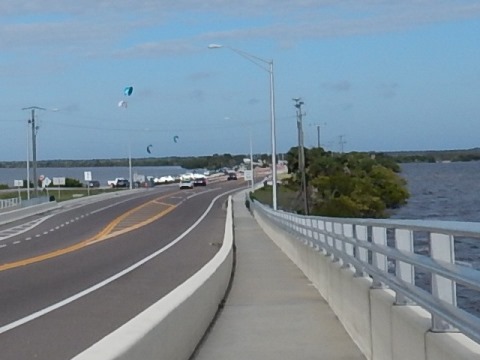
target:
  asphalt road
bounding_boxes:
[0,179,246,359]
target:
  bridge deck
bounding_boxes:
[193,191,366,359]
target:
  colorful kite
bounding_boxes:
[124,86,133,96]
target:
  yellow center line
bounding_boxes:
[0,192,181,272]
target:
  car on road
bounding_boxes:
[179,178,194,189]
[227,172,237,180]
[193,177,207,186]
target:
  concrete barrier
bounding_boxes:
[73,196,234,360]
[252,206,480,360]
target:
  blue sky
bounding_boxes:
[1,1,480,161]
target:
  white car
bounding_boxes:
[154,175,175,184]
[179,178,194,189]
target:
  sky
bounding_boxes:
[1,1,480,161]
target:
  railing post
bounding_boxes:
[343,223,354,270]
[372,226,387,288]
[430,232,457,331]
[395,228,415,304]
[333,222,343,264]
[355,225,368,277]
[326,221,334,259]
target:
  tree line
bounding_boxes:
[0,153,272,170]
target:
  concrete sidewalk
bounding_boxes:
[193,191,366,359]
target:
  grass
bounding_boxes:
[250,185,300,211]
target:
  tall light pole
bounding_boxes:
[22,106,46,198]
[208,44,278,210]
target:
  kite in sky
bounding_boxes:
[173,135,179,143]
[147,144,153,154]
[118,100,127,108]
[124,86,133,96]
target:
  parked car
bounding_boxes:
[179,178,194,189]
[115,179,130,188]
[227,172,237,180]
[108,177,127,187]
[87,180,100,188]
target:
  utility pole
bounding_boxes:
[339,135,347,153]
[293,98,309,215]
[22,106,46,197]
[310,122,326,148]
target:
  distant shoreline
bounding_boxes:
[2,147,480,168]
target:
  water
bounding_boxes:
[391,161,480,316]
[0,166,188,187]
[392,161,480,222]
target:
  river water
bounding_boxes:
[392,161,480,222]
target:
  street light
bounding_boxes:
[208,44,278,210]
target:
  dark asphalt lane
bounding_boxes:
[0,180,246,360]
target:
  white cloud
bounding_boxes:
[2,1,480,57]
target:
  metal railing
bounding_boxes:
[0,197,20,210]
[251,199,480,344]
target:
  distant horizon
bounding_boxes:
[3,146,480,166]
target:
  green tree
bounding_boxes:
[284,146,409,218]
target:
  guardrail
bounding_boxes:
[250,199,480,354]
[0,197,20,210]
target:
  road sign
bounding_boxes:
[53,177,66,186]
[42,177,51,188]
[84,171,92,181]
[244,170,253,181]
[14,179,23,187]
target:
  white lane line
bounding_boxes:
[0,188,238,335]
[25,237,32,241]
[35,234,41,238]
[0,216,55,243]
[13,241,21,245]
[0,244,6,249]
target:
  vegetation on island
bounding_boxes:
[253,147,409,219]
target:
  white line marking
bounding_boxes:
[13,241,21,245]
[0,188,238,335]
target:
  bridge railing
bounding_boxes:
[251,199,480,345]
